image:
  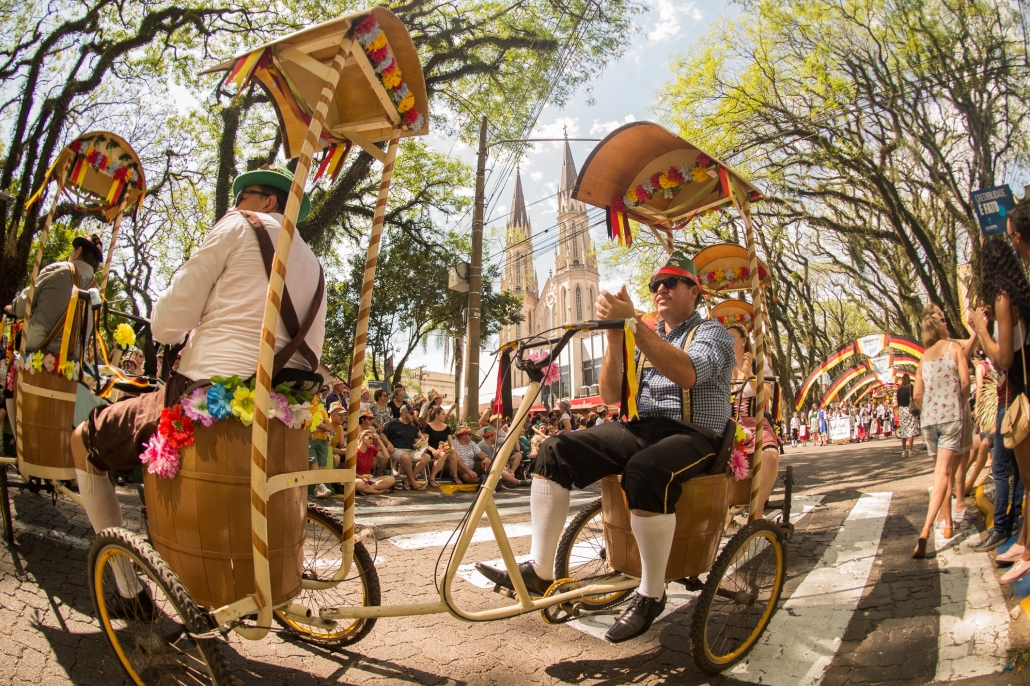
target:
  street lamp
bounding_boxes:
[462,115,600,420]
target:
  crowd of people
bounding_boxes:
[787,400,899,448]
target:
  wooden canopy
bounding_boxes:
[709,299,755,331]
[573,121,760,230]
[28,131,146,222]
[693,243,771,293]
[204,7,429,162]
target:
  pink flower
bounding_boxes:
[269,392,292,424]
[528,350,561,386]
[5,364,15,392]
[181,387,215,427]
[140,432,182,479]
[43,354,56,372]
[729,447,749,481]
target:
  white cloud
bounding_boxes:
[589,114,637,136]
[531,116,580,141]
[647,0,703,42]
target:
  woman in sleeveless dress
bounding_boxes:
[970,227,1030,578]
[896,376,919,457]
[912,304,970,558]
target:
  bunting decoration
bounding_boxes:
[225,49,268,90]
[312,141,353,185]
[606,205,633,247]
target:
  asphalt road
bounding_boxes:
[3,437,1030,685]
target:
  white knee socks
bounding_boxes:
[631,513,676,599]
[528,478,570,580]
[76,469,139,597]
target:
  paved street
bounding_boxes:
[4,438,1030,685]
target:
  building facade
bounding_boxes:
[500,141,606,407]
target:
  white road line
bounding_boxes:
[933,524,1009,681]
[564,495,825,639]
[731,491,892,686]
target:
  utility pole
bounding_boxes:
[463,116,489,421]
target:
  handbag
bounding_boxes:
[1002,326,1030,449]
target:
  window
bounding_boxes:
[516,255,522,284]
[528,312,533,334]
[573,229,579,258]
[516,322,521,338]
[562,290,567,325]
[545,309,550,329]
[589,288,594,319]
[576,287,583,321]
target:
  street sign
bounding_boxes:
[971,184,1016,237]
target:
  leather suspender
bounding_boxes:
[635,323,699,422]
[238,211,325,376]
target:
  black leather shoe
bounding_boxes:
[605,592,667,643]
[474,561,553,597]
[974,529,1010,553]
[103,585,159,623]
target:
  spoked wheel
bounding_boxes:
[554,498,633,612]
[273,504,380,647]
[0,462,14,544]
[88,528,235,685]
[691,519,786,674]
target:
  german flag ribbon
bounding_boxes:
[622,318,639,421]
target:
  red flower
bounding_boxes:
[70,140,82,152]
[97,155,108,170]
[86,149,100,164]
[666,166,685,184]
[611,195,626,212]
[739,266,750,279]
[382,59,397,75]
[404,107,420,125]
[370,45,389,62]
[635,184,651,201]
[158,405,195,450]
[758,265,768,278]
[695,153,711,166]
[354,15,377,35]
[650,172,663,188]
[113,167,128,181]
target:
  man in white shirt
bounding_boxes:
[69,167,325,615]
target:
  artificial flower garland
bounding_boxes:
[352,14,425,131]
[729,422,750,481]
[698,264,769,290]
[611,155,716,214]
[714,313,754,327]
[18,351,80,381]
[141,375,320,479]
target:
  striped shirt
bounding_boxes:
[636,312,735,435]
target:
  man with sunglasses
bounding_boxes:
[67,167,326,616]
[476,251,735,644]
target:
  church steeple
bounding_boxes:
[502,169,538,308]
[555,136,595,274]
[508,168,530,232]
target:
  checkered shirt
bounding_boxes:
[636,312,736,435]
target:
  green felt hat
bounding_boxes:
[232,168,311,223]
[652,250,700,286]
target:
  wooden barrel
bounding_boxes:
[16,368,78,481]
[601,473,730,580]
[144,418,308,609]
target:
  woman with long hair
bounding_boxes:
[970,225,1030,571]
[912,304,970,557]
[897,375,919,457]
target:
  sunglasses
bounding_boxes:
[648,276,692,293]
[235,189,272,205]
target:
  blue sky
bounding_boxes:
[404,0,728,392]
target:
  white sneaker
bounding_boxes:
[314,484,332,499]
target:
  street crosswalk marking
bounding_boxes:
[731,492,892,685]
[933,523,1008,681]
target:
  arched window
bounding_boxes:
[573,232,579,258]
[516,254,522,284]
[576,287,583,321]
[562,290,567,325]
[516,322,521,338]
[545,309,551,329]
[528,312,533,334]
[589,288,594,319]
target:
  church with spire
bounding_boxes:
[500,137,606,405]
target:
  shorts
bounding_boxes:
[82,374,191,474]
[923,420,964,457]
[308,438,329,468]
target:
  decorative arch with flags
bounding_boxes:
[817,355,920,406]
[794,334,925,410]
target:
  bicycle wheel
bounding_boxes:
[554,498,633,611]
[273,504,380,647]
[691,519,786,674]
[88,528,235,685]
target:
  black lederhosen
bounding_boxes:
[533,416,720,514]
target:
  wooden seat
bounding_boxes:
[144,419,308,608]
[600,420,736,580]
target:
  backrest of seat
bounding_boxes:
[708,418,738,475]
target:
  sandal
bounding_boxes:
[428,480,440,488]
[410,482,426,491]
[399,481,411,491]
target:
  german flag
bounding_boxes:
[606,206,632,247]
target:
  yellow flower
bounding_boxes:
[713,269,725,283]
[369,33,387,51]
[659,173,677,189]
[397,94,415,113]
[231,385,255,426]
[691,163,708,183]
[734,423,747,444]
[30,351,43,372]
[113,323,136,349]
[381,71,402,89]
[626,188,638,203]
